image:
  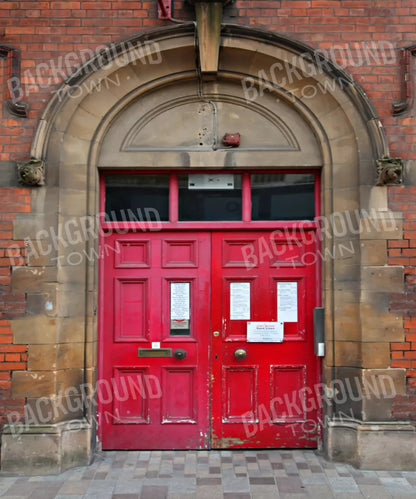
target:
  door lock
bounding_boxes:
[173,349,187,360]
[213,331,220,337]
[234,348,247,360]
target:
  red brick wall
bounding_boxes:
[388,186,416,420]
[0,188,30,424]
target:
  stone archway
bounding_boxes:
[4,24,412,474]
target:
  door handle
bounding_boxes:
[313,307,325,357]
[234,348,247,360]
[174,349,187,360]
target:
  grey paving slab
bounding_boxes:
[196,485,223,499]
[112,480,143,494]
[327,476,361,494]
[304,484,334,498]
[0,449,415,498]
[358,485,393,498]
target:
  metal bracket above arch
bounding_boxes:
[0,44,29,118]
[158,0,172,19]
[392,44,416,116]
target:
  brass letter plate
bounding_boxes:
[137,348,172,358]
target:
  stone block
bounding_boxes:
[361,368,406,421]
[360,298,404,342]
[359,217,402,240]
[1,420,92,475]
[57,317,85,343]
[65,106,101,140]
[12,315,57,345]
[332,162,359,189]
[331,187,360,214]
[13,216,51,240]
[85,340,97,368]
[361,266,404,293]
[25,394,84,424]
[360,240,387,266]
[12,370,57,398]
[56,342,85,369]
[12,266,57,293]
[26,283,58,317]
[361,342,390,369]
[404,159,416,185]
[324,341,334,367]
[327,419,416,470]
[334,341,361,367]
[332,366,363,420]
[57,286,86,317]
[360,185,389,213]
[56,368,85,393]
[28,344,57,371]
[333,300,360,342]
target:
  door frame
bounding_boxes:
[97,169,323,449]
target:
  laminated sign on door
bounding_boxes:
[247,322,284,342]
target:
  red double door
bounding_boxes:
[99,230,320,449]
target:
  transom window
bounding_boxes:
[103,172,317,223]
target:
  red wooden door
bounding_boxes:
[211,230,319,448]
[99,231,211,449]
[99,229,319,449]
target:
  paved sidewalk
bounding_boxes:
[1,449,416,498]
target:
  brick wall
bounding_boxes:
[0,188,30,424]
[388,186,416,420]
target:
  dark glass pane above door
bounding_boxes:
[178,174,242,221]
[251,174,315,221]
[105,174,170,222]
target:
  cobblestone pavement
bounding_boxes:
[1,450,416,498]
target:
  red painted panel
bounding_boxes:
[114,240,150,268]
[222,239,258,268]
[269,239,306,267]
[223,366,258,423]
[114,279,148,341]
[112,368,149,424]
[162,239,198,267]
[270,365,306,422]
[162,368,196,423]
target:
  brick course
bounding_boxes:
[388,187,416,419]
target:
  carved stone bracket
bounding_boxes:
[188,0,233,78]
[0,44,29,118]
[376,156,403,186]
[16,159,45,186]
[392,44,416,117]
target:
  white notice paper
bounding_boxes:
[170,282,190,320]
[277,281,298,322]
[230,282,250,320]
[247,322,284,343]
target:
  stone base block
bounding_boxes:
[1,419,93,475]
[326,418,416,470]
